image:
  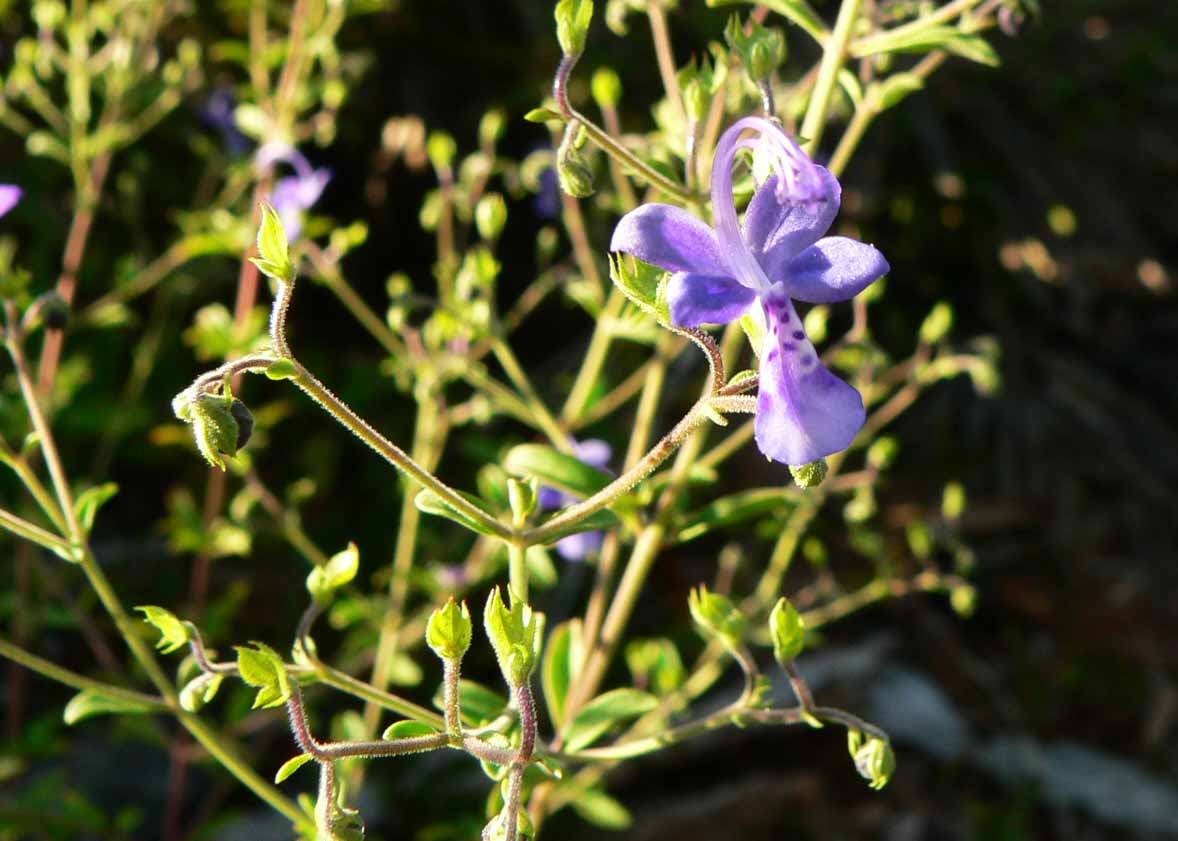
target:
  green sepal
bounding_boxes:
[483,587,538,686]
[607,254,671,325]
[789,459,828,489]
[135,605,191,654]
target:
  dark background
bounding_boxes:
[2,1,1177,839]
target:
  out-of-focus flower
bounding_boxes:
[538,439,612,561]
[0,184,22,218]
[199,87,251,155]
[256,143,331,242]
[610,117,889,467]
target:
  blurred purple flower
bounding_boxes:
[257,143,331,242]
[0,184,22,218]
[534,166,561,220]
[199,87,251,156]
[539,439,612,561]
[610,117,888,467]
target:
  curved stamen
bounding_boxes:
[710,117,828,292]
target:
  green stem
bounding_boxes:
[288,362,511,540]
[561,288,624,424]
[508,541,529,603]
[492,338,571,452]
[0,635,164,707]
[0,507,74,559]
[799,0,863,155]
[849,0,984,57]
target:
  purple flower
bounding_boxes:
[610,117,889,467]
[0,184,22,218]
[539,439,612,561]
[256,143,331,242]
[199,87,251,156]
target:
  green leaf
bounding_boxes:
[264,358,298,380]
[274,753,315,783]
[858,25,999,67]
[235,642,291,709]
[382,720,440,740]
[75,483,118,534]
[179,673,224,712]
[872,72,924,111]
[432,679,508,726]
[63,690,154,725]
[503,444,613,499]
[708,0,827,43]
[306,541,360,603]
[541,620,581,727]
[674,488,793,543]
[525,545,558,590]
[569,788,632,830]
[524,106,565,124]
[134,605,190,654]
[254,202,293,283]
[415,489,503,537]
[533,508,619,546]
[564,688,659,752]
[608,255,669,324]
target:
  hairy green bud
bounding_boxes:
[850,734,895,790]
[555,0,594,57]
[426,597,473,661]
[483,587,538,686]
[475,193,508,242]
[768,597,805,665]
[789,459,828,489]
[687,585,746,649]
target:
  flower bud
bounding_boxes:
[483,587,538,686]
[479,109,506,147]
[850,734,895,790]
[229,399,254,452]
[557,122,595,198]
[189,392,241,470]
[789,459,828,489]
[591,67,622,110]
[724,14,785,84]
[768,597,805,665]
[555,0,594,58]
[475,193,508,242]
[687,585,746,649]
[426,597,473,661]
[507,476,538,528]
